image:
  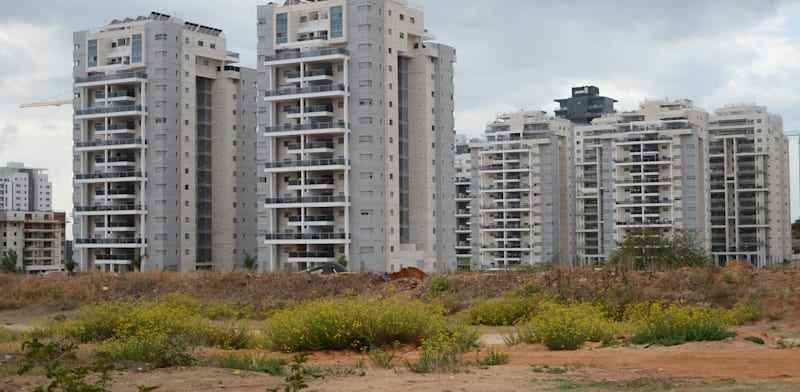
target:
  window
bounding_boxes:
[330,6,343,38]
[410,16,415,24]
[276,13,288,44]
[87,39,97,67]
[131,34,142,63]
[198,40,204,47]
[358,80,373,87]
[210,43,216,49]
[399,14,405,20]
[155,33,167,40]
[257,17,266,25]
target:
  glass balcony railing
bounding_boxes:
[263,47,348,62]
[265,232,348,240]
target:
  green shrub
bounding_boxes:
[0,327,19,343]
[627,301,734,346]
[98,334,196,368]
[744,336,765,345]
[192,322,255,349]
[18,338,115,392]
[729,298,765,325]
[404,339,468,373]
[263,297,463,351]
[365,342,400,369]
[517,302,613,350]
[66,299,134,342]
[468,296,533,326]
[476,346,510,366]
[216,352,286,375]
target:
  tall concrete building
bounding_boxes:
[0,163,66,273]
[555,86,617,125]
[708,104,791,267]
[256,0,456,273]
[72,12,257,272]
[454,134,474,270]
[472,111,574,268]
[574,99,709,264]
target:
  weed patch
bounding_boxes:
[626,301,734,346]
[263,297,469,351]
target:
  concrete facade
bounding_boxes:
[472,111,574,268]
[708,104,791,267]
[72,13,257,272]
[256,0,456,273]
[574,99,710,264]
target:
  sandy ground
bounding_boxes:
[3,330,799,392]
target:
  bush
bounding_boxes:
[98,334,196,368]
[216,352,287,375]
[476,346,510,366]
[744,336,765,345]
[468,296,533,326]
[404,339,468,374]
[729,298,765,325]
[517,302,613,350]
[263,297,470,352]
[626,301,734,346]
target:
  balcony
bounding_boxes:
[263,47,348,63]
[287,177,335,190]
[265,195,349,207]
[76,237,142,244]
[285,104,335,119]
[264,232,349,242]
[74,72,147,86]
[287,251,336,263]
[76,171,144,183]
[95,90,136,101]
[94,122,136,135]
[287,215,335,224]
[286,69,334,79]
[76,137,144,150]
[262,84,346,99]
[75,204,145,215]
[95,154,136,164]
[95,187,136,197]
[262,120,347,136]
[94,220,136,228]
[75,105,144,118]
[286,140,334,153]
[265,157,348,172]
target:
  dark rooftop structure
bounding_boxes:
[554,86,617,125]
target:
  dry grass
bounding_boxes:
[1,265,798,322]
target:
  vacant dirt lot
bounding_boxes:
[1,264,798,391]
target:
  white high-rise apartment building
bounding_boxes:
[256,0,457,273]
[454,134,474,270]
[0,163,65,273]
[73,13,257,272]
[472,111,574,268]
[708,104,791,267]
[574,99,710,264]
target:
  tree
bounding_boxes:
[65,259,77,275]
[243,252,256,271]
[611,228,710,270]
[131,254,146,272]
[1,250,18,273]
[337,254,347,268]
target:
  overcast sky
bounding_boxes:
[1,0,800,238]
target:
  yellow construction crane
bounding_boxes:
[19,99,73,108]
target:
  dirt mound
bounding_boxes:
[388,267,427,281]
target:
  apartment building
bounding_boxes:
[256,0,457,273]
[708,104,791,267]
[0,163,65,273]
[574,99,709,264]
[471,111,574,268]
[555,85,617,125]
[454,134,474,270]
[72,12,257,272]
